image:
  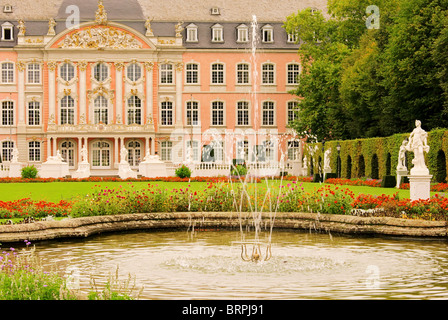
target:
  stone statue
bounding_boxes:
[397,140,408,171]
[18,20,26,36]
[303,155,308,169]
[405,120,430,175]
[11,147,19,163]
[175,21,184,38]
[47,18,56,36]
[81,145,88,163]
[145,17,154,37]
[324,148,331,172]
[120,145,128,163]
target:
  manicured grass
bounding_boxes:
[0,179,413,202]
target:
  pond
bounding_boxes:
[34,229,448,300]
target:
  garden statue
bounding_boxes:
[324,148,331,173]
[120,145,128,164]
[80,145,88,163]
[397,140,408,171]
[11,147,19,163]
[405,120,430,175]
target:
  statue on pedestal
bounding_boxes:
[405,120,430,175]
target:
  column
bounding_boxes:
[144,62,154,124]
[175,62,183,127]
[79,61,88,124]
[145,137,150,153]
[78,137,83,164]
[115,62,124,124]
[151,136,155,155]
[114,137,119,168]
[17,61,26,126]
[48,61,57,123]
[52,137,57,157]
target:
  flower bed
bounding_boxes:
[325,178,382,188]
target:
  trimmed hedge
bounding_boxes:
[303,128,448,183]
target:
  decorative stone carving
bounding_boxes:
[95,0,108,25]
[18,20,26,36]
[145,17,154,37]
[144,61,154,71]
[47,18,56,36]
[405,120,430,175]
[78,61,88,72]
[60,27,142,50]
[175,21,184,38]
[87,84,115,102]
[47,61,57,72]
[114,62,125,71]
[323,148,331,173]
[16,61,26,72]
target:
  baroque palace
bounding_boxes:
[0,0,327,177]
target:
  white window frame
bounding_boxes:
[93,62,109,83]
[186,140,200,163]
[287,63,300,85]
[27,63,41,84]
[211,62,225,85]
[127,140,142,168]
[91,140,111,168]
[236,63,250,85]
[127,95,142,125]
[160,63,174,84]
[1,100,14,126]
[93,96,109,124]
[261,100,275,126]
[288,140,300,161]
[186,24,198,42]
[28,141,41,162]
[1,140,14,162]
[287,100,299,125]
[160,100,174,126]
[1,22,14,41]
[261,63,276,85]
[236,101,250,126]
[287,32,298,43]
[186,100,199,126]
[126,63,142,82]
[59,62,75,83]
[160,141,172,161]
[211,24,224,42]
[185,62,199,85]
[59,140,76,168]
[262,25,274,43]
[27,100,41,126]
[237,24,249,43]
[60,96,75,125]
[211,100,225,126]
[1,62,14,84]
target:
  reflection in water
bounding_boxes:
[34,230,448,300]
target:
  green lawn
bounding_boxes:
[0,179,414,202]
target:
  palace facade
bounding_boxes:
[0,0,327,176]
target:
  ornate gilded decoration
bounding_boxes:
[175,21,184,38]
[95,0,108,25]
[60,26,143,50]
[16,61,26,72]
[175,62,184,72]
[78,61,88,72]
[145,17,154,37]
[47,61,57,72]
[87,83,115,102]
[144,61,154,71]
[48,19,56,36]
[17,20,26,36]
[114,62,125,71]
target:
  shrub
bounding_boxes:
[175,165,192,179]
[231,165,247,177]
[21,166,38,179]
[381,175,396,188]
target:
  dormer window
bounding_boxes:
[237,24,249,43]
[211,24,224,43]
[1,22,14,41]
[287,32,298,43]
[186,23,198,42]
[3,5,12,13]
[262,25,274,43]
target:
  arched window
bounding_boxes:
[127,96,142,125]
[60,140,76,167]
[94,63,108,82]
[127,140,142,167]
[60,96,75,125]
[94,96,108,124]
[91,141,111,168]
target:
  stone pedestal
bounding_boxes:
[39,162,70,179]
[118,162,138,179]
[138,161,168,178]
[72,162,91,179]
[408,175,432,201]
[9,162,23,178]
[396,169,408,188]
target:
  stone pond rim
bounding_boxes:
[0,212,446,243]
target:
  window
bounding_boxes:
[28,101,40,126]
[1,101,14,126]
[161,101,173,126]
[287,64,300,84]
[60,63,75,82]
[1,141,14,162]
[288,141,300,160]
[287,101,299,124]
[1,22,13,41]
[211,24,224,42]
[1,62,14,83]
[262,25,274,43]
[127,63,142,82]
[263,140,275,161]
[210,140,224,162]
[127,140,142,167]
[186,101,199,126]
[94,63,108,82]
[28,141,41,162]
[127,96,142,125]
[287,32,298,43]
[94,96,108,124]
[60,140,75,167]
[186,140,200,162]
[160,64,173,84]
[237,140,249,161]
[211,63,224,84]
[211,101,224,126]
[91,141,110,167]
[237,101,249,126]
[236,63,250,84]
[262,101,275,126]
[237,24,249,42]
[186,24,198,42]
[185,63,199,84]
[60,96,75,125]
[27,63,40,84]
[262,63,275,84]
[160,141,172,161]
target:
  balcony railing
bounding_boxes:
[47,123,155,134]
